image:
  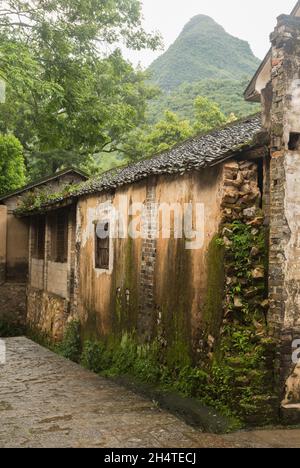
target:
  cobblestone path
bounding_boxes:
[0,338,299,448]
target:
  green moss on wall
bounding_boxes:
[109,217,140,337]
[203,222,278,424]
[203,235,225,339]
[160,238,193,369]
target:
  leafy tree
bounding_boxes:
[147,78,260,125]
[0,0,161,179]
[193,96,227,133]
[124,111,193,160]
[125,97,233,161]
[0,134,26,195]
[146,111,193,154]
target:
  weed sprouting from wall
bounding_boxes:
[56,320,81,363]
[0,320,25,338]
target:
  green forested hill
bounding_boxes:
[147,15,261,123]
[148,15,260,91]
[147,79,260,124]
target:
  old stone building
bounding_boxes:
[3,1,300,425]
[0,168,87,329]
[21,116,263,344]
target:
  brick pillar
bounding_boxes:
[267,15,300,414]
[0,205,7,283]
[138,181,158,342]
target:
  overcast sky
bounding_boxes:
[124,0,297,68]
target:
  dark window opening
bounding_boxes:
[50,210,68,263]
[95,221,110,270]
[288,132,300,151]
[32,216,45,260]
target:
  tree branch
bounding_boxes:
[0,21,34,28]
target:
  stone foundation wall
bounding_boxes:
[27,287,70,341]
[221,159,261,224]
[210,159,279,424]
[0,283,26,332]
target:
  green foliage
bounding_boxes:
[126,99,230,160]
[204,331,277,422]
[14,182,81,215]
[203,235,225,337]
[147,79,260,125]
[26,327,55,351]
[223,221,268,324]
[81,340,112,373]
[139,110,193,158]
[28,223,276,426]
[0,320,25,337]
[0,0,161,179]
[80,333,209,399]
[0,134,26,196]
[193,96,227,133]
[81,153,129,176]
[78,330,260,426]
[204,222,278,423]
[56,320,81,363]
[174,367,209,397]
[148,15,260,92]
[146,14,260,127]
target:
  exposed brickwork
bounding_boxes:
[264,15,300,416]
[138,182,158,341]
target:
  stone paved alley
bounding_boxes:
[0,337,300,448]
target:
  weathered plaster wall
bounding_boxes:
[75,168,224,354]
[30,258,44,290]
[75,185,145,339]
[5,215,29,282]
[283,152,300,329]
[1,172,84,283]
[263,15,300,416]
[27,206,76,341]
[47,262,68,298]
[153,168,223,354]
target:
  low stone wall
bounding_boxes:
[0,283,27,333]
[27,287,70,341]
